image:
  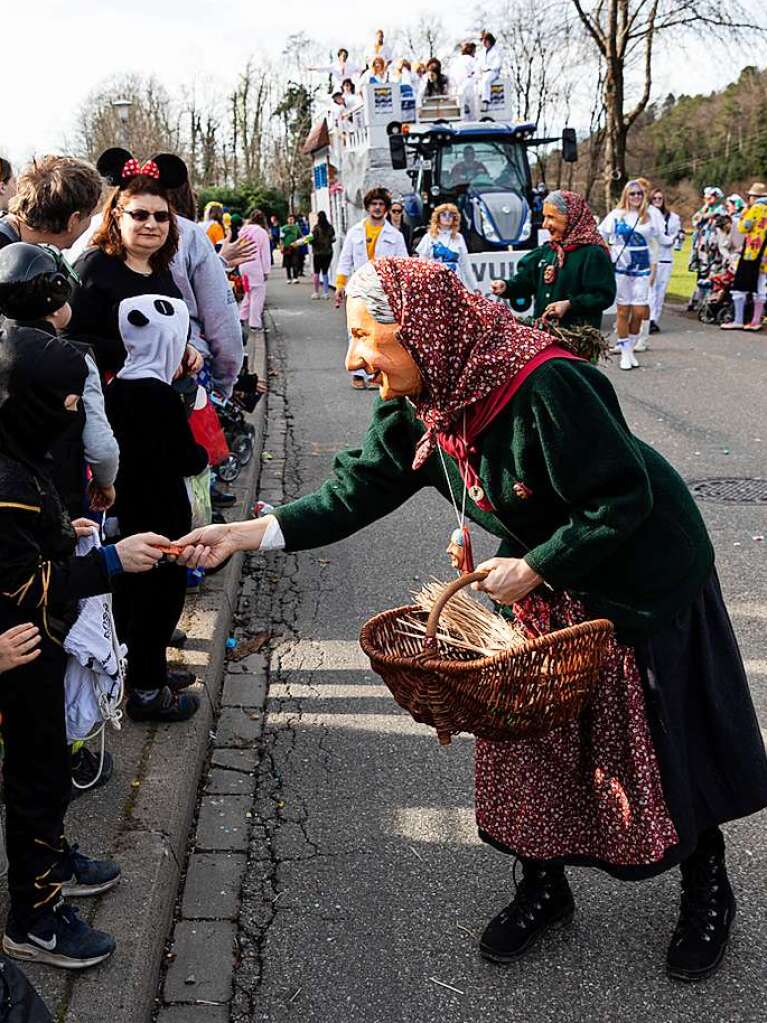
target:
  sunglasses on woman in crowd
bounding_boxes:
[121,209,171,223]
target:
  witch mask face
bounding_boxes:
[542,204,568,242]
[345,298,423,400]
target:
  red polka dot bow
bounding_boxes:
[121,158,161,181]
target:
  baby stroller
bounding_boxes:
[698,268,753,326]
[209,366,262,481]
[697,268,735,324]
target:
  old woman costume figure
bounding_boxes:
[176,258,767,982]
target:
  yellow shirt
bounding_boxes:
[336,219,384,289]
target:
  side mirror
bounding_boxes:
[389,135,408,170]
[562,128,578,163]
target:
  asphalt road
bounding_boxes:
[231,276,767,1023]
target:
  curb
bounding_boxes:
[64,331,268,1023]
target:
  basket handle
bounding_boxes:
[423,571,489,651]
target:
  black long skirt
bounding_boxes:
[479,570,767,879]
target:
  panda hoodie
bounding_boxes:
[105,294,207,540]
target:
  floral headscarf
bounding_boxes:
[543,190,607,270]
[374,258,556,469]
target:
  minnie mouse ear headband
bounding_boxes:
[96,148,188,190]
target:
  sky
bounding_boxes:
[2,0,766,163]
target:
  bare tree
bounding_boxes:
[75,74,183,162]
[568,0,765,206]
[393,13,448,61]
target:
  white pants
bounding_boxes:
[481,70,500,103]
[616,273,651,306]
[650,261,673,321]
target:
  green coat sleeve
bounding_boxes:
[502,249,538,303]
[567,246,616,315]
[273,398,424,551]
[521,364,654,587]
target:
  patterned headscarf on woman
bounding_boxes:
[543,190,607,271]
[374,258,558,469]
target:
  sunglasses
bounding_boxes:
[651,195,664,201]
[121,208,171,223]
[628,190,644,197]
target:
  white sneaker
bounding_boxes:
[633,339,648,352]
[610,342,622,354]
[629,348,639,367]
[311,292,321,300]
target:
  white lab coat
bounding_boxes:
[336,218,409,280]
[479,44,502,102]
[366,42,393,66]
[311,60,361,91]
[450,54,479,120]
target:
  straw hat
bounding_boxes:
[747,182,767,197]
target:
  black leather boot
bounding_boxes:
[479,860,574,964]
[667,828,736,982]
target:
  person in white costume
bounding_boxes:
[648,186,682,333]
[416,203,479,292]
[479,31,502,108]
[334,188,409,388]
[307,48,360,92]
[450,42,479,121]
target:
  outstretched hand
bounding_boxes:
[174,518,272,571]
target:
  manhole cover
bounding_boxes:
[688,478,767,504]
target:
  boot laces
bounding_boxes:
[675,855,725,944]
[499,859,555,930]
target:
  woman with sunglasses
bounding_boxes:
[68,169,201,381]
[387,200,412,255]
[599,182,659,371]
[648,188,682,334]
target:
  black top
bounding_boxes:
[105,377,207,540]
[0,453,109,641]
[67,248,182,377]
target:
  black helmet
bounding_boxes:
[0,242,78,320]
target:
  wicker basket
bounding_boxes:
[359,571,614,746]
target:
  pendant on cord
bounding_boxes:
[468,483,485,504]
[446,525,475,575]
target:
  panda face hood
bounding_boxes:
[117,294,190,385]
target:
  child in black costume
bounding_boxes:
[0,246,169,969]
[106,294,208,722]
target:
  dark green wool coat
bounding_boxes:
[502,243,616,328]
[274,359,713,643]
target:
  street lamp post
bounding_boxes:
[111,99,133,147]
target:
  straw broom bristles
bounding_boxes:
[396,580,529,658]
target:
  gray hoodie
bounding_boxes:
[172,217,243,396]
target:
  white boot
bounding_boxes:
[618,338,639,370]
[634,319,650,352]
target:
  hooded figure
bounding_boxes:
[178,256,767,984]
[0,329,121,961]
[105,294,207,723]
[494,189,615,328]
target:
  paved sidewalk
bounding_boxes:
[0,332,267,1022]
[220,280,766,1023]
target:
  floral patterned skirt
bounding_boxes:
[475,591,679,868]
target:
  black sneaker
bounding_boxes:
[70,746,114,799]
[126,686,200,723]
[3,905,115,970]
[49,843,121,898]
[479,861,574,964]
[649,320,661,334]
[667,832,736,982]
[167,667,197,692]
[169,627,187,648]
